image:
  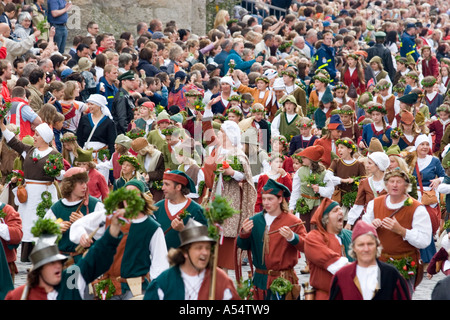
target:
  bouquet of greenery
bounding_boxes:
[43,154,64,177]
[204,195,238,241]
[31,217,62,243]
[236,273,255,300]
[215,156,244,181]
[0,102,11,119]
[103,188,145,224]
[193,97,205,112]
[295,197,310,215]
[305,174,326,188]
[6,169,24,185]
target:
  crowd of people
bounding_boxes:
[1,0,450,301]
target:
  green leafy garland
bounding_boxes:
[126,129,145,139]
[197,180,206,196]
[31,217,62,243]
[295,197,309,215]
[36,191,53,219]
[95,278,116,300]
[0,209,6,220]
[386,256,417,279]
[193,97,205,112]
[43,154,64,177]
[103,188,145,224]
[270,277,293,297]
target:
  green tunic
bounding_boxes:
[50,196,100,263]
[153,198,207,250]
[297,166,326,210]
[57,229,123,300]
[146,129,167,152]
[279,112,300,141]
[120,216,160,293]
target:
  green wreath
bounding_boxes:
[95,278,116,300]
[118,155,141,170]
[43,154,64,177]
[36,191,53,219]
[98,149,111,161]
[103,188,145,223]
[270,277,293,297]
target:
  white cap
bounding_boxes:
[414,134,432,150]
[273,77,285,91]
[368,152,390,171]
[220,76,235,87]
[263,68,278,80]
[35,123,54,144]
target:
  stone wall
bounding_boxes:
[66,0,207,49]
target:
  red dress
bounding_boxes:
[343,68,365,95]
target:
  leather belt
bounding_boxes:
[301,193,320,200]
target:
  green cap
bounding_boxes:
[118,70,136,81]
[262,178,291,198]
[124,179,147,193]
[76,148,93,163]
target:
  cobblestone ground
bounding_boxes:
[11,244,445,300]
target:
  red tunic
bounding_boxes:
[5,285,49,300]
[87,168,109,200]
[0,204,22,264]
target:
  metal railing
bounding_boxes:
[239,0,288,19]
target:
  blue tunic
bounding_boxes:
[362,123,393,148]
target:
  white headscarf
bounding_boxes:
[87,94,113,119]
[35,123,54,144]
[414,134,432,150]
[221,120,241,147]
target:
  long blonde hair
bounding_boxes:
[214,10,229,29]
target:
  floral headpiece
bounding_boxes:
[332,82,348,91]
[227,106,243,117]
[250,104,265,113]
[268,152,285,162]
[118,155,141,170]
[295,118,314,128]
[255,76,270,84]
[227,95,241,102]
[60,135,77,143]
[421,76,437,88]
[335,139,357,152]
[312,69,330,84]
[393,84,406,93]
[272,135,288,149]
[376,81,391,91]
[366,102,387,114]
[281,69,296,78]
[278,40,293,51]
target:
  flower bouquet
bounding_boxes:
[215,156,244,181]
[390,127,403,139]
[6,169,24,185]
[43,154,64,177]
[387,256,417,279]
[193,97,205,112]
